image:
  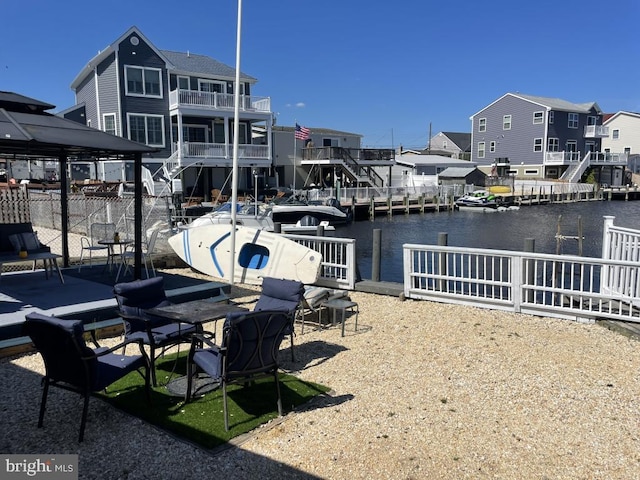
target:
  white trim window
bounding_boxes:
[548,111,554,124]
[103,113,117,135]
[478,118,486,132]
[503,115,512,130]
[533,111,544,124]
[533,138,543,152]
[125,66,162,98]
[490,141,496,153]
[612,129,620,140]
[568,113,579,129]
[524,169,539,176]
[477,142,486,159]
[548,137,559,152]
[127,113,165,147]
[198,79,226,93]
[177,76,190,91]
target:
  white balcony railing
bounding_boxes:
[169,89,271,113]
[584,125,609,138]
[171,142,270,160]
[544,151,581,164]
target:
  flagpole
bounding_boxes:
[230,0,242,286]
[293,121,297,191]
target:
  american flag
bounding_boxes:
[295,123,310,141]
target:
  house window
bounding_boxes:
[587,116,597,126]
[178,76,190,90]
[612,129,619,139]
[503,115,511,130]
[548,138,559,151]
[568,113,579,129]
[477,142,486,158]
[548,111,554,124]
[565,140,577,152]
[125,66,162,97]
[103,113,117,135]
[199,80,225,93]
[533,111,544,124]
[524,169,539,176]
[478,118,486,132]
[490,141,496,153]
[127,113,165,147]
[533,138,543,152]
[442,141,448,149]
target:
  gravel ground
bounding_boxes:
[2,268,640,479]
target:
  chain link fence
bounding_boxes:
[3,191,176,269]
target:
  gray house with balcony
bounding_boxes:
[63,26,273,200]
[469,93,625,181]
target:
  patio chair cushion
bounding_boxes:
[254,277,305,314]
[7,231,49,253]
[114,276,172,322]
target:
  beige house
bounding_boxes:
[601,111,640,157]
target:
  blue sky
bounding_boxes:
[2,0,638,149]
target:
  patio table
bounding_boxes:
[0,252,64,284]
[147,298,248,396]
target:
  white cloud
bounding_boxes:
[296,102,306,108]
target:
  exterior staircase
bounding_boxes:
[560,152,591,183]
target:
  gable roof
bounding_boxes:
[437,132,471,151]
[161,50,256,83]
[603,111,640,124]
[472,92,602,117]
[70,26,255,90]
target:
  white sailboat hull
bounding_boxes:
[168,224,322,285]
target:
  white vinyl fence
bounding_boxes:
[403,244,640,323]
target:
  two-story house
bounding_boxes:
[63,26,273,200]
[470,93,625,182]
[426,132,472,160]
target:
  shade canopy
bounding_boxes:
[0,91,157,278]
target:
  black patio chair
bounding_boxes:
[23,312,151,442]
[253,277,305,360]
[184,309,290,431]
[113,276,196,386]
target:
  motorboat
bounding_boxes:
[270,196,351,224]
[168,224,322,285]
[454,190,518,212]
[183,202,335,235]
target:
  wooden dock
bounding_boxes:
[344,188,610,221]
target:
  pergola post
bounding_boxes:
[134,152,143,280]
[59,152,70,268]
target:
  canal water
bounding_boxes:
[337,200,640,283]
